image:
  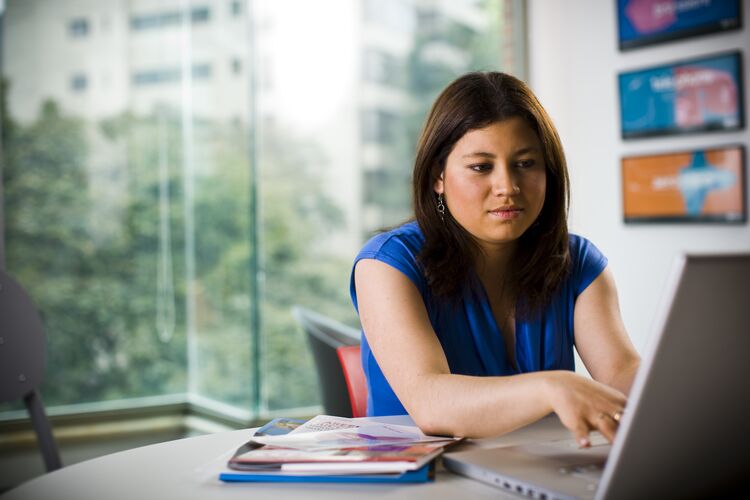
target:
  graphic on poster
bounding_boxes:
[622,146,746,223]
[619,52,743,138]
[617,0,741,50]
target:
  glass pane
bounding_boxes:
[1,0,523,418]
[1,0,254,411]
[256,0,522,413]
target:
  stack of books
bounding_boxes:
[219,415,460,484]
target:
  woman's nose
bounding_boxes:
[492,165,520,195]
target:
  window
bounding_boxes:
[191,6,210,24]
[132,64,211,85]
[70,73,88,91]
[131,11,181,30]
[130,6,210,31]
[191,63,211,79]
[1,0,524,421]
[133,68,179,85]
[362,109,399,144]
[363,169,409,206]
[362,49,400,86]
[231,58,242,75]
[69,18,90,38]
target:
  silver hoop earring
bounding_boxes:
[437,194,446,221]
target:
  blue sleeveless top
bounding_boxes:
[349,221,608,416]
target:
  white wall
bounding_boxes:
[527,0,750,356]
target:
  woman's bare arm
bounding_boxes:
[574,266,641,395]
[355,258,627,442]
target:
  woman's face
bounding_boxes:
[434,117,547,254]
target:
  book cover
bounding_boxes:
[229,441,449,473]
[221,415,457,482]
[219,462,435,483]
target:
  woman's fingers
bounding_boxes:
[574,422,592,448]
[589,386,627,443]
[573,411,619,447]
[549,371,628,446]
[594,412,618,443]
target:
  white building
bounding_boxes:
[3,0,508,254]
[4,0,251,124]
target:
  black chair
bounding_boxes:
[292,306,361,417]
[0,270,62,472]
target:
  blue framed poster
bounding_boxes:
[617,0,742,51]
[618,51,744,139]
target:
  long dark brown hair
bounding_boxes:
[413,71,571,316]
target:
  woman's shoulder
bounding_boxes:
[357,220,424,259]
[566,232,608,292]
[567,233,603,261]
[353,220,428,297]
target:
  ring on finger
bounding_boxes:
[597,412,621,424]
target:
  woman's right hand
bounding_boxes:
[543,370,628,447]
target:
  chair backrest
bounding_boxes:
[0,271,47,403]
[336,345,367,418]
[0,270,62,471]
[292,306,363,417]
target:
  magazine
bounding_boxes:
[229,441,450,473]
[223,415,459,477]
[247,415,457,451]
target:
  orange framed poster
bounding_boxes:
[622,145,746,223]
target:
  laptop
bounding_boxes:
[443,254,750,500]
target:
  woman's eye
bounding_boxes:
[470,163,492,172]
[517,159,535,169]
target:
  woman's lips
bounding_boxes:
[489,207,523,220]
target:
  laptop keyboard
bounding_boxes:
[551,433,610,449]
[551,434,608,482]
[560,463,604,482]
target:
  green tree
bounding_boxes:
[99,110,255,408]
[2,97,189,406]
[258,121,355,411]
[2,82,357,414]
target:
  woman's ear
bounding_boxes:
[433,172,444,195]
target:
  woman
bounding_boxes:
[350,72,640,447]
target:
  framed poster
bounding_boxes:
[622,145,746,224]
[617,0,742,51]
[618,51,744,139]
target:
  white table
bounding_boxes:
[2,415,569,500]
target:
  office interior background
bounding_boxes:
[1,0,748,492]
